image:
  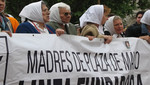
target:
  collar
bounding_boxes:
[29,21,49,34]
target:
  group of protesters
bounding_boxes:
[0,0,150,44]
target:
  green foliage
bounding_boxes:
[5,0,150,23]
[138,0,150,9]
[101,0,136,18]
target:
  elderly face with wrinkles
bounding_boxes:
[42,4,50,23]
[59,7,71,23]
[113,19,124,34]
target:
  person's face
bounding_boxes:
[136,14,143,24]
[0,0,5,12]
[113,19,124,34]
[101,14,108,25]
[59,8,71,23]
[42,4,50,23]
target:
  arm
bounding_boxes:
[139,35,150,44]
[1,30,12,37]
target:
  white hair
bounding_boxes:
[113,16,122,22]
[57,2,70,10]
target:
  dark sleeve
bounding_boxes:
[104,31,111,36]
[125,26,141,37]
[125,26,133,37]
[16,23,29,33]
[16,22,39,33]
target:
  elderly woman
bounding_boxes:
[125,10,150,43]
[79,5,112,44]
[104,16,125,38]
[47,2,77,35]
[16,1,55,34]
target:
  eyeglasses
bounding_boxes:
[64,12,72,16]
[137,17,142,18]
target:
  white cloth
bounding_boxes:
[104,16,116,35]
[98,25,104,34]
[140,10,150,25]
[19,1,44,23]
[79,5,104,28]
[28,21,49,34]
[50,2,70,24]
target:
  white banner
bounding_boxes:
[0,33,150,85]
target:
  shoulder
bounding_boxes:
[127,25,141,31]
[8,17,19,23]
[125,25,142,37]
[18,22,32,27]
[47,22,59,27]
[68,23,75,26]
[16,22,35,33]
[46,22,60,29]
[8,17,17,21]
[68,23,76,28]
[47,21,56,25]
[46,24,56,33]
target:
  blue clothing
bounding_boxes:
[16,22,55,34]
[0,13,11,31]
[141,24,150,36]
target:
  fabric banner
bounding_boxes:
[0,33,150,85]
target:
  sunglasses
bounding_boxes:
[64,12,72,16]
[137,17,142,18]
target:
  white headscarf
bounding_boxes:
[140,10,150,25]
[104,16,116,35]
[49,2,70,24]
[19,1,44,23]
[79,5,104,28]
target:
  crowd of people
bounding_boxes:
[0,0,150,44]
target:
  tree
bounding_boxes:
[5,0,150,24]
[138,0,150,9]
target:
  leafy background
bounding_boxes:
[5,0,150,24]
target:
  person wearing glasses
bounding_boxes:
[132,11,145,27]
[125,10,150,43]
[125,11,144,35]
[16,1,55,34]
[126,11,145,30]
[47,2,77,36]
[79,5,112,44]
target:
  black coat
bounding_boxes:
[125,24,148,37]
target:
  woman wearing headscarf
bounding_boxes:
[16,1,55,34]
[47,2,77,35]
[104,16,125,38]
[79,5,112,44]
[125,10,150,43]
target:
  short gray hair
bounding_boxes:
[113,16,122,22]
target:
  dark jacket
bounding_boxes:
[47,22,77,35]
[125,24,149,37]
